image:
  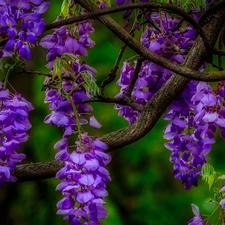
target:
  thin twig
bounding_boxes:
[99,44,127,96]
[99,16,140,96]
[213,48,225,56]
[126,56,144,97]
[12,70,50,77]
[95,95,143,112]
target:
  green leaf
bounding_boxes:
[61,53,78,62]
[202,164,217,190]
[61,0,69,17]
[52,57,62,80]
[105,0,111,6]
[89,81,99,95]
[61,59,74,73]
[154,0,206,10]
[208,174,215,190]
[80,71,99,96]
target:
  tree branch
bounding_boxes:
[12,0,225,182]
[0,2,212,61]
[0,2,222,81]
[125,56,144,98]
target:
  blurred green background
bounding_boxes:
[0,1,225,225]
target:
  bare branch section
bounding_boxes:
[13,160,64,182]
[12,1,225,182]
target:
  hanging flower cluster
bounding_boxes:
[42,2,111,224]
[114,4,225,191]
[0,0,50,59]
[0,82,33,187]
[56,132,111,225]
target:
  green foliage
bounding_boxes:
[61,53,78,62]
[80,71,99,96]
[52,57,63,81]
[60,0,69,17]
[202,163,217,190]
[181,0,204,11]
[155,0,206,11]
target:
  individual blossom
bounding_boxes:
[56,132,111,225]
[0,0,50,59]
[0,82,34,187]
[188,204,204,225]
[219,183,225,210]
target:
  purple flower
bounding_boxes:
[188,204,204,225]
[116,0,125,5]
[0,83,33,187]
[56,132,111,225]
[40,19,94,68]
[0,0,50,59]
[220,199,225,209]
[90,115,102,129]
[115,11,199,125]
[18,44,32,59]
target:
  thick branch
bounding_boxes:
[199,0,225,26]
[13,161,64,182]
[77,0,225,147]
[12,1,225,182]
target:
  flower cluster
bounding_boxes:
[114,8,225,190]
[40,20,95,69]
[44,60,99,161]
[42,5,111,224]
[41,18,99,161]
[0,82,33,187]
[0,0,50,59]
[56,132,111,225]
[164,80,225,190]
[115,12,197,124]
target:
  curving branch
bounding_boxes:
[0,2,223,81]
[12,0,225,182]
[213,48,225,56]
[199,0,225,26]
[45,2,212,62]
[73,0,225,82]
[125,57,144,98]
[0,2,212,61]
